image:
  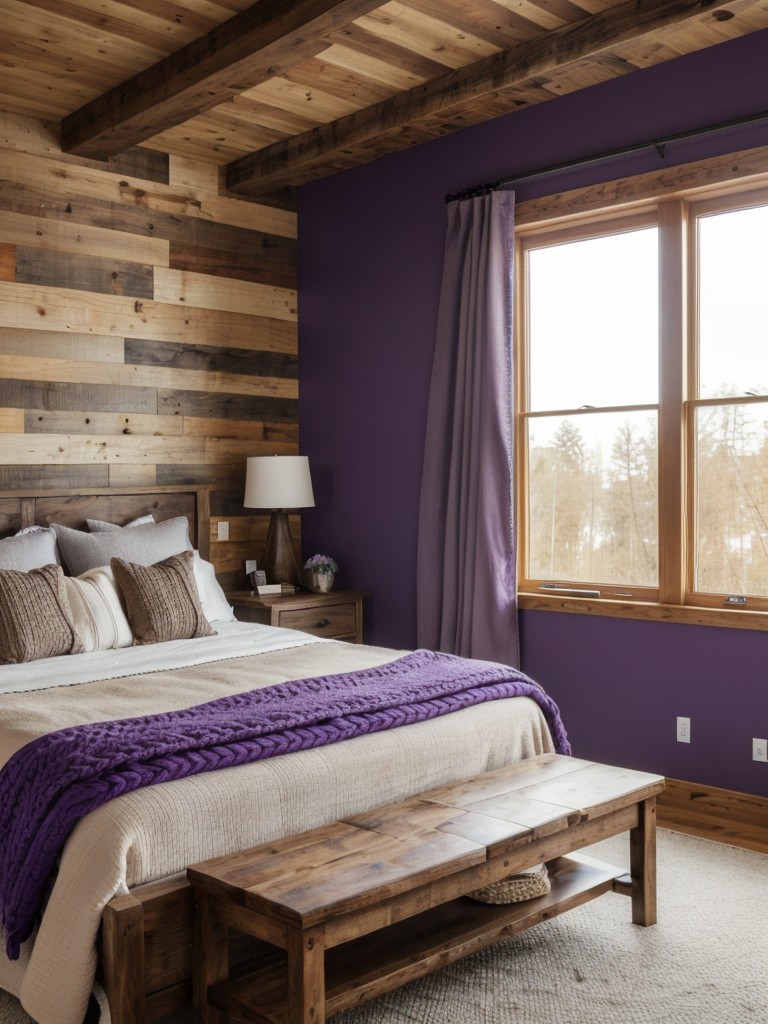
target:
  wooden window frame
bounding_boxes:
[517,209,661,604]
[515,143,768,631]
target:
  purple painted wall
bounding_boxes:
[298,30,768,796]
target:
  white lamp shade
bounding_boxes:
[244,455,315,510]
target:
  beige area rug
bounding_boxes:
[1,829,767,1024]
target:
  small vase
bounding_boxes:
[313,571,334,593]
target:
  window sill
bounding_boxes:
[517,592,768,631]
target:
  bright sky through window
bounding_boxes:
[698,206,768,400]
[528,228,658,411]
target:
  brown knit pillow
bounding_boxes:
[111,551,215,645]
[0,564,85,663]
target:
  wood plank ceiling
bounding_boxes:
[1,0,767,200]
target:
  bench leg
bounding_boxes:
[287,925,326,1024]
[629,796,657,926]
[193,891,229,1024]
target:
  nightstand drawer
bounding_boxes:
[226,590,367,643]
[275,601,357,638]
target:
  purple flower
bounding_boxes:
[303,554,338,573]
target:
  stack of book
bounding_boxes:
[251,582,299,596]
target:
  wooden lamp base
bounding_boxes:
[262,509,300,584]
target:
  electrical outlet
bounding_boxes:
[676,716,691,743]
[753,738,768,762]
[216,521,229,541]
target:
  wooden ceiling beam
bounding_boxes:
[60,0,384,160]
[225,0,754,197]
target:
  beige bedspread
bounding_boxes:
[0,637,553,1024]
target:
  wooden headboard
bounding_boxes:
[0,486,212,562]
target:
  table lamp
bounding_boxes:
[244,455,315,585]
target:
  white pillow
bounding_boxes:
[53,518,192,577]
[64,567,134,652]
[193,552,235,623]
[87,514,155,531]
[0,527,59,571]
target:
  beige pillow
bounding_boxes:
[0,564,85,663]
[111,551,215,645]
[64,567,134,652]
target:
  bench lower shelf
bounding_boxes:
[209,853,623,1024]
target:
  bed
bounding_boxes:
[0,486,563,1024]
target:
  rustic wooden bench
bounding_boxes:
[187,753,664,1024]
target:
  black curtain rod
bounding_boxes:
[444,108,768,203]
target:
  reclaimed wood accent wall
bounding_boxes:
[0,112,298,587]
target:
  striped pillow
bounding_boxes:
[64,567,134,652]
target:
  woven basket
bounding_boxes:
[467,863,550,905]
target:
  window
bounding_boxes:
[524,220,659,599]
[691,200,768,605]
[516,182,768,623]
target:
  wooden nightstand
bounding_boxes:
[226,590,366,643]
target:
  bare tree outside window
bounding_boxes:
[524,226,658,594]
[694,206,768,600]
[517,177,768,617]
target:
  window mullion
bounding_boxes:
[514,233,529,588]
[657,200,687,605]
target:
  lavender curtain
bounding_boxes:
[416,190,518,666]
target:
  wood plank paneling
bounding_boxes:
[0,282,297,352]
[0,114,300,579]
[24,409,183,436]
[0,184,297,286]
[0,378,157,414]
[157,389,298,422]
[108,463,157,488]
[0,328,125,363]
[156,462,247,489]
[153,267,296,321]
[0,465,110,489]
[0,432,262,465]
[17,247,155,298]
[169,239,297,289]
[210,512,272,588]
[0,146,298,238]
[181,416,298,443]
[107,147,170,184]
[0,409,24,432]
[124,338,298,379]
[167,155,220,194]
[0,209,170,265]
[0,242,14,280]
[0,354,297,400]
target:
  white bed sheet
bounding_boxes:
[0,619,323,695]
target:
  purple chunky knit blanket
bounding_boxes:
[0,648,569,959]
